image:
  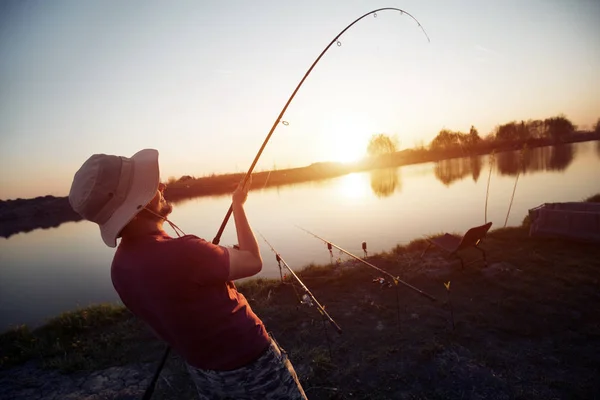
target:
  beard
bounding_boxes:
[158,202,173,218]
[142,201,173,221]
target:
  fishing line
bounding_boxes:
[211,7,430,246]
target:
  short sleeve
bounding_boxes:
[180,235,230,285]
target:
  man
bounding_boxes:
[68,149,307,399]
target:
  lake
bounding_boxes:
[1,141,599,331]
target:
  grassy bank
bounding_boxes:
[2,200,600,399]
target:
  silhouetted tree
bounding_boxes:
[594,118,600,134]
[526,119,545,138]
[430,129,460,150]
[544,115,574,142]
[463,126,481,148]
[367,134,398,157]
[495,121,530,142]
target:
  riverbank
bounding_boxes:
[2,210,599,399]
[1,132,599,239]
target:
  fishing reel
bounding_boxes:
[372,277,393,289]
[301,293,314,307]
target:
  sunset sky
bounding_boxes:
[1,0,599,200]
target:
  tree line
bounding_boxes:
[429,115,582,151]
[367,115,599,156]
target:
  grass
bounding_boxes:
[2,212,600,399]
[0,304,159,372]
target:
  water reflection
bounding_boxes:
[434,157,482,186]
[496,144,575,176]
[433,144,579,186]
[369,168,401,197]
[471,156,482,182]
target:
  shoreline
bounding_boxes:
[1,214,599,399]
[1,134,599,239]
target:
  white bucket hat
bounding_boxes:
[68,149,160,247]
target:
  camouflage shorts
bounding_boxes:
[186,338,308,400]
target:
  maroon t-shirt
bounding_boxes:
[111,231,270,370]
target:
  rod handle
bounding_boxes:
[212,205,233,245]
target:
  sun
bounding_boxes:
[330,140,365,163]
[323,115,370,164]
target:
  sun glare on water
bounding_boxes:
[337,173,369,199]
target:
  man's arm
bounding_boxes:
[227,178,263,280]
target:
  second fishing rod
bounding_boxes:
[297,226,437,335]
[260,232,342,359]
[259,232,343,335]
[297,226,437,302]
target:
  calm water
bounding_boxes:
[1,142,599,331]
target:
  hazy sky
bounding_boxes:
[1,0,599,199]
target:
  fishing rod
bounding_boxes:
[484,151,495,224]
[504,145,528,227]
[259,232,343,335]
[297,226,437,302]
[211,7,430,245]
[144,9,429,398]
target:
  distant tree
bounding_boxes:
[463,126,481,147]
[526,119,545,138]
[544,115,575,141]
[430,129,460,150]
[367,134,398,157]
[495,121,530,142]
[594,118,600,134]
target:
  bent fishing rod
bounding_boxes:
[211,7,430,245]
[297,226,437,302]
[144,9,429,399]
[259,232,342,334]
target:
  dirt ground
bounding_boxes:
[2,225,599,399]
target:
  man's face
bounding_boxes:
[145,182,173,218]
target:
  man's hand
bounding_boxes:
[232,176,251,207]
